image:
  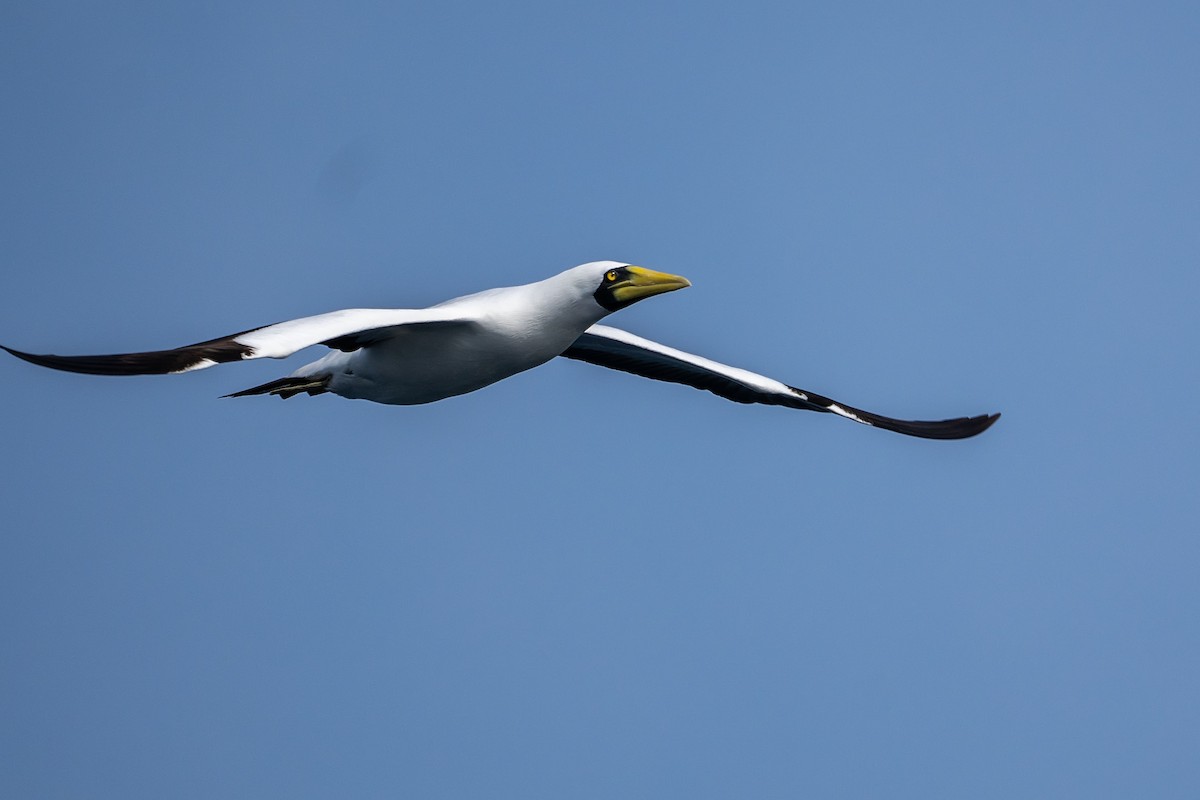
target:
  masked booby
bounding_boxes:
[2,261,999,439]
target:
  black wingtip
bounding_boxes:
[951,411,1001,439]
[3,344,99,374]
[797,388,1001,440]
[3,337,253,376]
[4,343,155,375]
[862,409,1001,440]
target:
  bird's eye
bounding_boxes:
[606,270,619,282]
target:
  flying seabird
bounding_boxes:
[2,262,999,439]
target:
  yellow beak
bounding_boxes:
[610,266,692,304]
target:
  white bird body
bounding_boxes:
[290,264,614,404]
[4,261,1000,439]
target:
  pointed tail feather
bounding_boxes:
[223,375,330,399]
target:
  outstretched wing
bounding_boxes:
[2,308,475,376]
[560,324,999,440]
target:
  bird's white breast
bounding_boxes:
[304,281,606,405]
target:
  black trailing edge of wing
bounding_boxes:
[560,336,773,405]
[561,332,1000,441]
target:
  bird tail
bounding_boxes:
[222,375,330,400]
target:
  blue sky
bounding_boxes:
[2,2,1198,797]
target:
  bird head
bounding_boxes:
[574,261,691,313]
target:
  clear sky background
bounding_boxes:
[2,2,1197,798]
